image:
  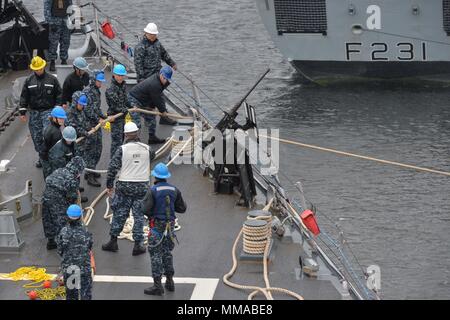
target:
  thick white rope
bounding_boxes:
[260,134,450,177]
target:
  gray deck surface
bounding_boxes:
[0,68,343,300]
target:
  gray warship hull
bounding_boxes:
[256,0,450,81]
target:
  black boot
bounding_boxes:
[86,173,101,187]
[79,187,85,193]
[46,238,57,250]
[144,277,164,296]
[102,236,118,252]
[61,59,67,65]
[159,116,177,126]
[35,159,42,168]
[49,60,56,71]
[148,136,166,144]
[80,196,89,203]
[132,242,146,256]
[165,275,175,292]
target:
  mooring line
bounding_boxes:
[260,135,450,177]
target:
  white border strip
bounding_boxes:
[0,273,219,300]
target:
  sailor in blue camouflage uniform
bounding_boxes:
[128,65,176,145]
[19,56,62,168]
[57,204,93,300]
[48,126,76,174]
[67,92,90,161]
[42,156,85,250]
[134,22,177,83]
[41,106,67,178]
[141,163,186,296]
[49,126,88,203]
[105,64,131,159]
[102,122,155,256]
[44,0,73,71]
[82,71,107,187]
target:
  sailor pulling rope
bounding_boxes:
[76,107,191,144]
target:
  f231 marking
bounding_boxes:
[345,42,427,61]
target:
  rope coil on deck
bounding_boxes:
[0,267,66,300]
[243,211,272,255]
[223,200,305,300]
[242,219,270,255]
[170,127,195,160]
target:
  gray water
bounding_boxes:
[27,0,450,299]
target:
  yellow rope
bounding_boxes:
[34,287,66,300]
[0,267,55,283]
[0,267,67,300]
[103,121,111,131]
[261,134,450,177]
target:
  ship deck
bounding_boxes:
[0,66,346,300]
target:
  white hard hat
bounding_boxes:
[124,122,139,133]
[144,22,159,35]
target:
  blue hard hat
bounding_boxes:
[160,65,173,81]
[77,94,88,106]
[67,204,82,219]
[62,126,77,142]
[151,162,171,179]
[95,71,106,82]
[51,106,67,119]
[73,57,88,70]
[113,64,127,76]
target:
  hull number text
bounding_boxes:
[345,42,427,61]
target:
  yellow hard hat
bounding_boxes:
[30,56,46,71]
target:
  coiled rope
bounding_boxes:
[0,267,54,284]
[242,214,272,255]
[0,267,66,300]
[223,200,305,300]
